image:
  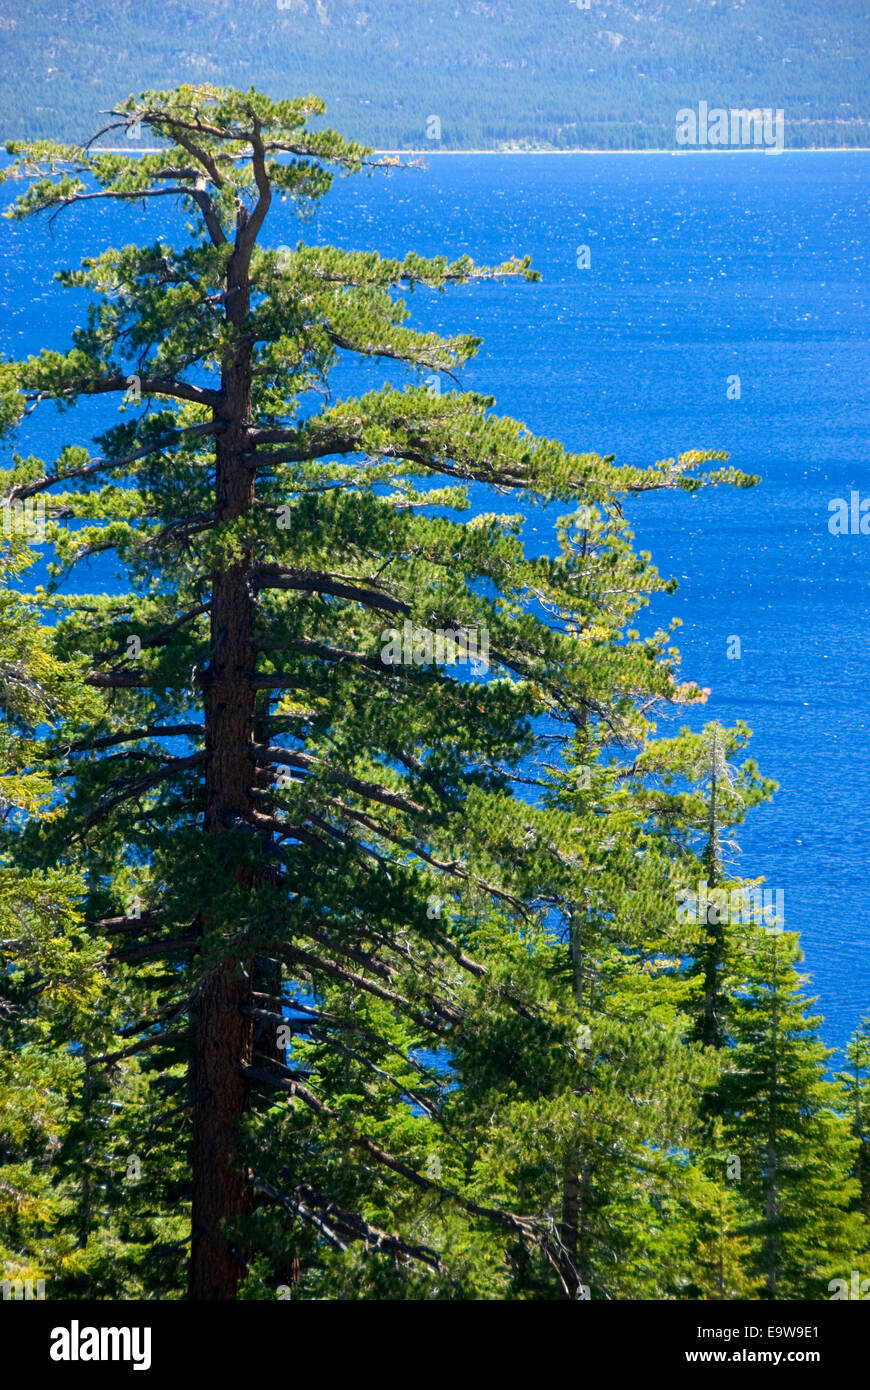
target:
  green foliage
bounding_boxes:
[717,933,863,1300]
[0,84,864,1302]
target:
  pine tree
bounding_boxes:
[631,721,864,1299]
[0,538,111,1298]
[685,1120,766,1301]
[451,712,729,1298]
[1,85,756,1299]
[838,1017,870,1230]
[719,930,864,1299]
[633,719,777,1052]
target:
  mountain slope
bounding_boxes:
[0,0,868,148]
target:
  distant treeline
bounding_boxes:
[1,0,868,148]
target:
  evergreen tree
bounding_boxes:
[634,719,777,1052]
[630,721,864,1299]
[0,538,110,1297]
[838,1017,870,1230]
[0,85,755,1299]
[719,931,864,1299]
[450,704,750,1298]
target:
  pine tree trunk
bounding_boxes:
[189,954,254,1298]
[190,552,258,1297]
[763,953,780,1299]
[77,1057,93,1250]
[699,743,723,1050]
[559,1160,581,1295]
[763,1138,778,1298]
[189,224,260,1297]
[559,908,586,1298]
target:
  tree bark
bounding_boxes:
[763,950,780,1300]
[559,907,587,1298]
[189,220,260,1300]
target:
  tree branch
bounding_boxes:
[24,373,220,412]
[93,1028,191,1069]
[244,1064,545,1244]
[255,744,426,817]
[61,724,203,755]
[7,423,222,501]
[274,943,454,1033]
[251,565,409,616]
[111,936,197,962]
[254,1175,441,1271]
[93,604,210,665]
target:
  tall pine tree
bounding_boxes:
[1,85,758,1299]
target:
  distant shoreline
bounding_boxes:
[88,145,870,156]
[382,147,870,156]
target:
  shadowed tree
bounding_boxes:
[838,1017,870,1232]
[718,931,863,1298]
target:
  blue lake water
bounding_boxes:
[2,152,869,1052]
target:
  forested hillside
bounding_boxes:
[0,0,868,148]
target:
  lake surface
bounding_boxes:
[2,152,869,1051]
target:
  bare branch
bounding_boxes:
[62,724,203,755]
[274,943,455,1033]
[24,373,220,413]
[93,1028,191,1069]
[254,1175,441,1270]
[111,936,197,962]
[252,565,409,616]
